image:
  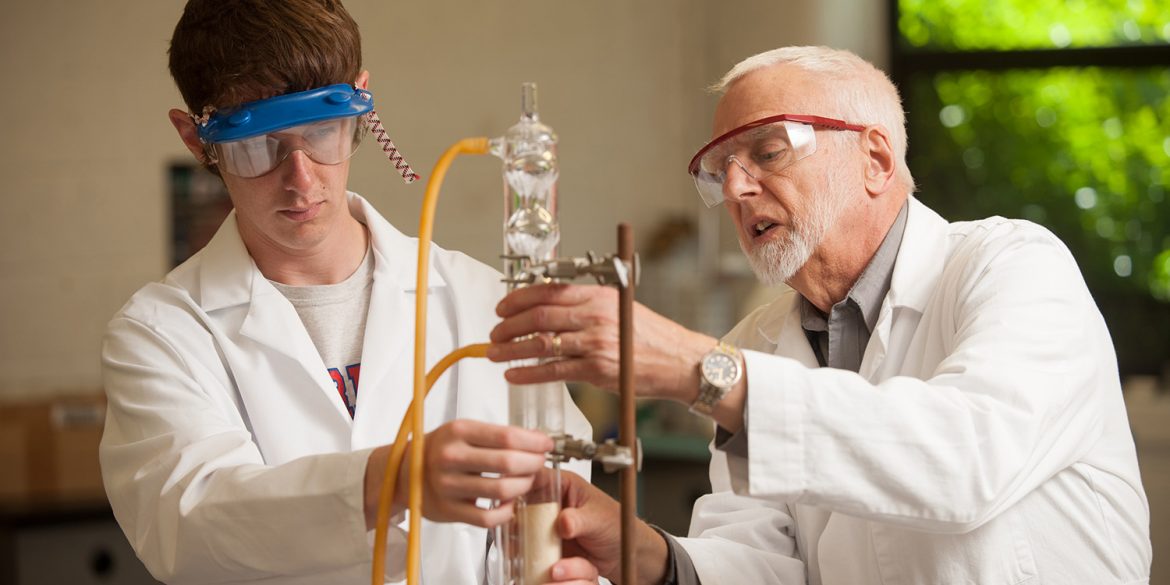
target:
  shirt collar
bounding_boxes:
[799,199,909,333]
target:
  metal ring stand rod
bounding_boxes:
[618,223,637,585]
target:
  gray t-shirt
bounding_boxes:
[269,246,374,417]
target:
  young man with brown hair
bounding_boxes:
[99,1,593,583]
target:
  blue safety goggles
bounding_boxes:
[194,84,417,182]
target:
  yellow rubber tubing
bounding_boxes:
[371,343,489,585]
[372,137,489,585]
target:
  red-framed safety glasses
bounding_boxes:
[688,114,866,207]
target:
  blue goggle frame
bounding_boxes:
[197,84,374,144]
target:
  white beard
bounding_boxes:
[740,168,850,286]
[742,223,815,286]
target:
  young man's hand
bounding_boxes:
[364,419,553,529]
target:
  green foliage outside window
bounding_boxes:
[896,0,1170,373]
[908,68,1170,301]
[899,0,1170,50]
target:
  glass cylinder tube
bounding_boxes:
[492,82,564,585]
[500,381,563,584]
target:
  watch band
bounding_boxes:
[689,382,725,416]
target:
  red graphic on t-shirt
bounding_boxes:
[327,363,361,417]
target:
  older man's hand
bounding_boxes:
[487,283,715,402]
[548,470,671,585]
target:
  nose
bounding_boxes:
[722,156,760,204]
[281,149,316,193]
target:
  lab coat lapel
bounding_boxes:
[447,266,509,425]
[348,195,448,447]
[238,275,350,420]
[754,294,820,369]
[858,304,891,381]
[198,212,352,426]
[859,197,950,381]
[350,244,413,446]
[778,305,820,368]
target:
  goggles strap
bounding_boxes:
[367,110,421,184]
[190,105,216,130]
[190,106,220,166]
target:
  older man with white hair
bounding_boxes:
[489,45,1151,585]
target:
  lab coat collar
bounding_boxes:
[196,212,255,312]
[193,192,450,428]
[349,192,449,437]
[856,196,949,379]
[754,291,793,346]
[349,192,448,293]
[753,196,949,355]
[885,196,949,314]
[195,192,447,312]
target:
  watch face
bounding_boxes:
[702,353,740,386]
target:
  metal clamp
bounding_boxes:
[549,434,640,473]
[502,252,639,288]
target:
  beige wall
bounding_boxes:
[0,0,887,398]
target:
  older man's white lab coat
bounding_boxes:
[678,198,1150,584]
[100,193,591,585]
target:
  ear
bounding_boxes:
[355,70,369,90]
[860,124,896,197]
[168,109,210,164]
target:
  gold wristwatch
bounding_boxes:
[689,342,743,416]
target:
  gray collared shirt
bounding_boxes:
[659,201,909,585]
[800,200,907,372]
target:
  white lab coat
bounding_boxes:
[100,193,591,585]
[677,198,1150,584]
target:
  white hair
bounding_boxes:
[713,46,915,190]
